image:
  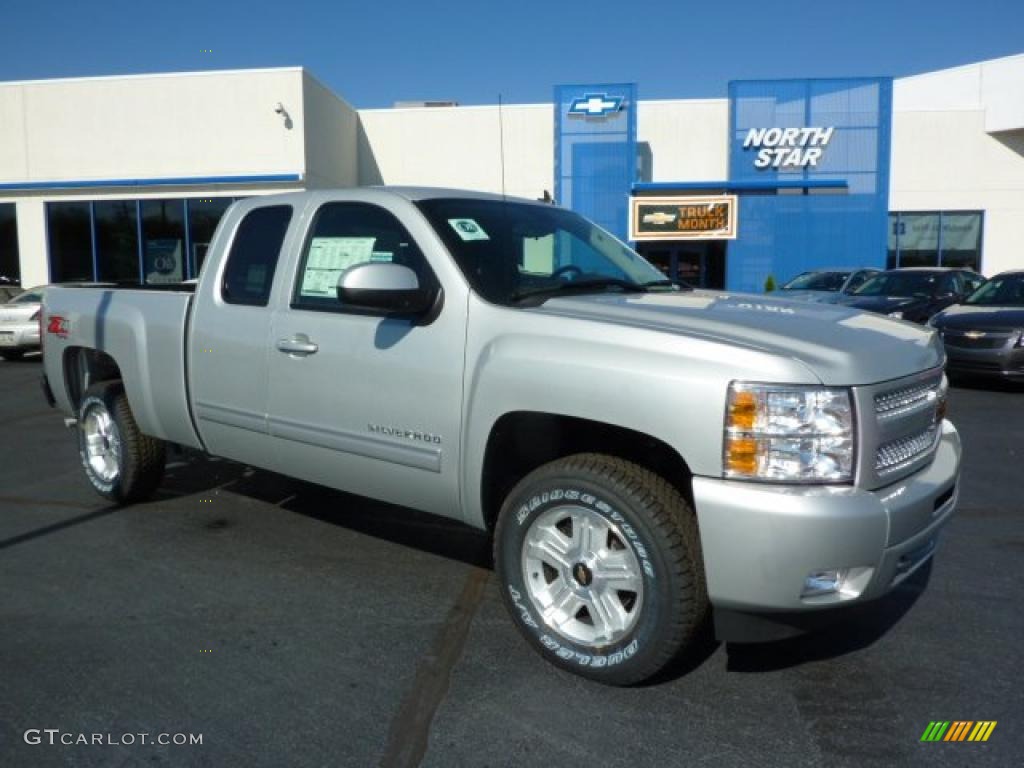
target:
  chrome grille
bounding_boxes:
[856,367,945,490]
[874,379,940,421]
[876,425,939,474]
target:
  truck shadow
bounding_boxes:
[158,449,492,569]
[724,561,932,673]
[158,449,929,680]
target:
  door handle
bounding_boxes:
[276,335,319,356]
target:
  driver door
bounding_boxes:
[264,199,467,518]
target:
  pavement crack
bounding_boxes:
[379,566,489,768]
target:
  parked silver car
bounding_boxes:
[777,268,879,303]
[0,285,45,360]
[929,270,1024,381]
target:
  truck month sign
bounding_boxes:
[629,196,738,241]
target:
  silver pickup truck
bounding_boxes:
[41,188,961,685]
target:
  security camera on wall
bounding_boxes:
[274,102,285,114]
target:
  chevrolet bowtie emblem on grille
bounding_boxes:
[568,93,623,117]
[641,212,677,225]
[964,330,986,339]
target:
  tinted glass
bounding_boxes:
[965,274,1024,306]
[188,198,233,277]
[845,271,873,291]
[416,198,667,306]
[854,271,943,297]
[781,271,848,291]
[293,202,434,311]
[0,203,19,284]
[94,201,140,283]
[141,199,186,284]
[938,213,982,270]
[12,288,44,303]
[222,206,292,306]
[47,202,93,282]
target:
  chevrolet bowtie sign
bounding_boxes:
[568,93,623,117]
[630,196,738,241]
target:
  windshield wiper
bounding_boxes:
[512,278,648,303]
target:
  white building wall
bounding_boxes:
[302,73,359,188]
[892,54,1024,275]
[0,68,319,285]
[357,104,553,199]
[0,68,307,185]
[637,100,729,182]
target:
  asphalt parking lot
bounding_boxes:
[1,356,1021,767]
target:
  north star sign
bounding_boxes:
[568,93,623,117]
[743,126,835,169]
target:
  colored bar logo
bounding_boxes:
[920,721,997,742]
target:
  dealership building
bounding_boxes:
[1,53,1022,293]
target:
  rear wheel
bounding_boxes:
[0,350,24,361]
[78,381,166,504]
[494,453,707,685]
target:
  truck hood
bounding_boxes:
[530,290,944,386]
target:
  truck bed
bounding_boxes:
[42,285,204,450]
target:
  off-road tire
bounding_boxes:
[494,453,707,685]
[78,381,166,504]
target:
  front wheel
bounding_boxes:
[494,453,708,685]
[78,381,166,504]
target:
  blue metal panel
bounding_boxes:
[555,83,637,240]
[726,78,892,292]
[633,179,849,193]
[0,173,303,192]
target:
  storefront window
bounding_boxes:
[0,203,19,285]
[187,198,233,277]
[47,202,94,283]
[94,201,140,283]
[141,199,186,284]
[887,211,982,271]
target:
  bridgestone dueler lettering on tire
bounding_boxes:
[78,381,166,505]
[494,453,708,685]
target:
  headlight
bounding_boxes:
[887,311,904,319]
[724,383,855,483]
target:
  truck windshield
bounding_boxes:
[415,198,677,306]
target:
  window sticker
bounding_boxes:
[300,236,376,297]
[448,218,490,241]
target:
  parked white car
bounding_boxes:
[0,285,45,360]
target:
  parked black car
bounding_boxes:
[928,270,1024,381]
[839,267,985,324]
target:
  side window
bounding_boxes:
[939,273,959,295]
[221,205,293,306]
[846,271,870,292]
[963,274,984,294]
[292,202,434,311]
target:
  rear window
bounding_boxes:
[221,206,293,306]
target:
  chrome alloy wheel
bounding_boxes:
[81,402,122,484]
[521,505,644,646]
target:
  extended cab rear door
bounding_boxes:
[188,200,299,465]
[264,192,469,518]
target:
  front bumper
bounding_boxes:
[692,420,961,613]
[0,322,41,350]
[945,345,1024,380]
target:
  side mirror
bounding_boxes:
[336,262,434,315]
